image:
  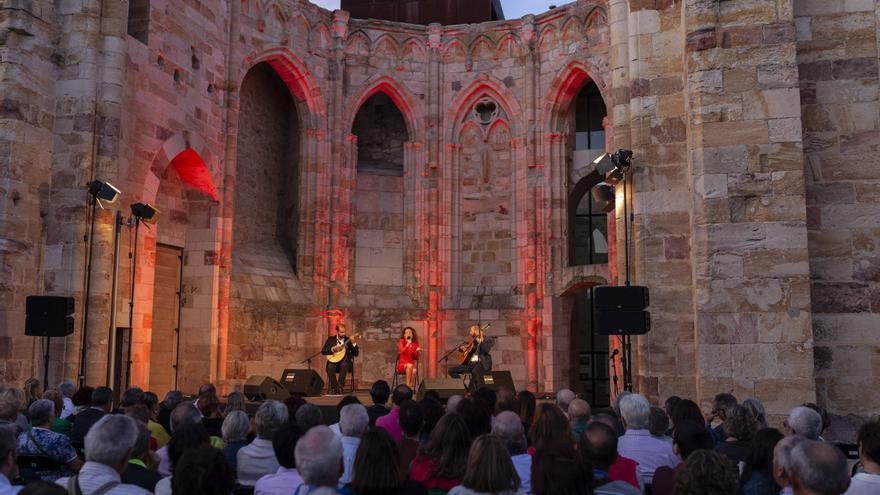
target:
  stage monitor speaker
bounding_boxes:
[243,375,291,402]
[595,310,651,335]
[417,378,466,401]
[471,370,516,394]
[594,286,650,311]
[279,369,324,397]
[25,296,75,337]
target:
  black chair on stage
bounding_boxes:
[326,359,356,395]
[391,354,419,390]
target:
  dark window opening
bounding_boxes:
[127,0,150,45]
[570,289,610,407]
[569,179,609,266]
[352,92,408,176]
[574,82,606,150]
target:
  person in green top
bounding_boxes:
[43,389,72,437]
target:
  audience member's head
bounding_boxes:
[349,427,406,495]
[456,397,492,441]
[419,412,470,480]
[225,391,245,414]
[124,404,152,425]
[139,391,159,415]
[529,403,571,449]
[40,389,64,419]
[130,421,152,462]
[419,397,444,442]
[161,390,184,410]
[579,421,618,471]
[671,398,706,428]
[857,420,880,470]
[591,410,625,437]
[787,406,823,440]
[91,386,113,411]
[295,425,343,487]
[398,400,423,439]
[556,389,575,414]
[167,423,211,473]
[84,415,139,473]
[294,403,322,432]
[569,399,591,426]
[120,387,144,407]
[802,402,830,435]
[336,395,361,415]
[0,422,18,481]
[197,383,216,397]
[742,398,768,429]
[493,410,526,455]
[518,390,536,426]
[283,394,306,421]
[494,389,519,415]
[340,403,369,438]
[619,393,650,430]
[531,443,592,495]
[221,410,250,444]
[369,380,391,406]
[71,386,94,408]
[723,404,758,442]
[170,402,202,434]
[0,399,16,423]
[461,434,521,493]
[712,393,738,422]
[742,428,784,490]
[612,390,632,418]
[272,421,302,469]
[197,392,221,418]
[664,396,682,417]
[58,380,76,399]
[672,420,714,460]
[255,400,288,440]
[473,387,497,413]
[673,449,738,495]
[773,434,806,488]
[28,399,55,428]
[789,439,850,495]
[446,394,464,414]
[391,385,413,407]
[171,444,236,495]
[24,378,42,405]
[649,406,669,437]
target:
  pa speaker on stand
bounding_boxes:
[25,296,76,387]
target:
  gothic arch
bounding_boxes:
[495,33,522,58]
[373,34,400,58]
[442,39,467,63]
[141,131,211,205]
[401,37,427,62]
[243,47,326,130]
[537,24,558,52]
[543,59,611,133]
[346,31,371,56]
[445,76,524,142]
[470,35,494,60]
[561,16,584,43]
[346,75,424,142]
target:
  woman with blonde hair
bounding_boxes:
[24,378,42,408]
[449,434,524,495]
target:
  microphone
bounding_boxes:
[609,349,620,361]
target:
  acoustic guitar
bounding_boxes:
[326,333,362,363]
[458,323,492,365]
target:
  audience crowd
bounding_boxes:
[0,378,876,495]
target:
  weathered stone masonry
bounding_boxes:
[1,0,879,421]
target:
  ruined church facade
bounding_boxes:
[1,0,879,421]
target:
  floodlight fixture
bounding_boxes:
[87,180,121,204]
[130,202,160,224]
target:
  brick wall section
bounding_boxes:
[796,0,880,416]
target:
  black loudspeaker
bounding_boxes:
[25,296,75,337]
[594,285,650,311]
[595,310,651,335]
[417,378,466,401]
[279,369,324,397]
[471,370,516,394]
[243,375,291,402]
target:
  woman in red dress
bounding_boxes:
[396,326,420,388]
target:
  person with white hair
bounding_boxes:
[56,414,151,494]
[221,410,251,470]
[238,400,288,486]
[616,394,678,485]
[0,422,21,495]
[17,399,82,480]
[773,434,806,495]
[492,410,532,494]
[786,406,823,440]
[790,439,851,495]
[339,404,369,484]
[294,426,344,494]
[58,380,76,419]
[556,389,575,415]
[568,398,591,439]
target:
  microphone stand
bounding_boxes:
[438,341,467,377]
[610,351,620,397]
[301,350,323,372]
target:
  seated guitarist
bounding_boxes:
[448,324,493,379]
[321,324,359,394]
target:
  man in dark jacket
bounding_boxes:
[70,387,113,444]
[321,324,359,395]
[448,324,494,378]
[367,380,390,426]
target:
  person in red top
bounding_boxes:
[396,327,421,389]
[409,414,469,491]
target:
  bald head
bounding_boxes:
[446,395,463,413]
[790,440,850,495]
[492,410,526,454]
[569,399,591,425]
[556,389,575,413]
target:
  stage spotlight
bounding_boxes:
[592,149,634,176]
[130,202,160,223]
[87,180,121,204]
[592,153,615,175]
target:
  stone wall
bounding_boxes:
[1,0,878,417]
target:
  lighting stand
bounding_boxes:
[621,161,634,392]
[79,193,99,386]
[125,216,143,389]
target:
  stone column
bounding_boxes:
[684,0,815,420]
